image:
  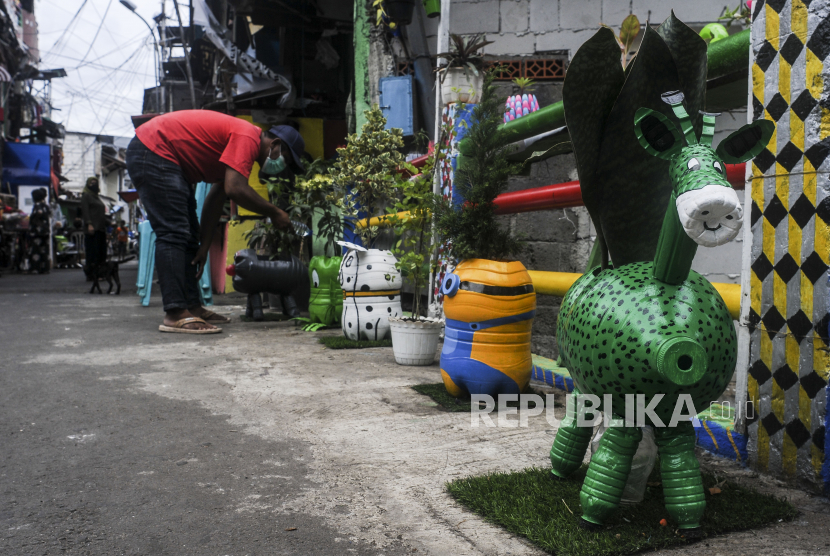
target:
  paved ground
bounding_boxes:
[1,263,829,555]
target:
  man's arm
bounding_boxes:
[222,166,290,228]
[191,167,290,279]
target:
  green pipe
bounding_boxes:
[706,28,750,81]
[458,28,750,152]
[423,0,440,17]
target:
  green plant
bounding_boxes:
[719,2,751,28]
[602,13,641,69]
[436,34,494,76]
[245,159,348,259]
[388,146,439,321]
[430,72,525,262]
[511,77,536,95]
[244,175,304,257]
[331,106,405,247]
[294,158,349,257]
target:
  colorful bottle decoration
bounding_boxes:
[504,78,540,123]
[338,244,403,341]
[439,259,536,398]
[547,16,775,534]
[308,256,343,326]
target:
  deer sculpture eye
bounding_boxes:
[713,161,723,173]
[687,158,700,171]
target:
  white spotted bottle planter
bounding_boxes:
[338,247,402,341]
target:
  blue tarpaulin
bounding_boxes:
[2,142,51,195]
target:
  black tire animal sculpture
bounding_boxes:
[227,249,308,321]
[548,13,773,535]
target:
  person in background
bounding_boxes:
[27,188,51,274]
[81,177,107,276]
[115,220,129,260]
[125,110,305,334]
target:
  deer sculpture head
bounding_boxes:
[634,91,774,248]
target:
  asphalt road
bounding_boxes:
[0,264,407,556]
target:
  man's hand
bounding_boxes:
[191,245,210,280]
[270,207,291,230]
[87,224,94,234]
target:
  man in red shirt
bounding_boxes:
[126,110,305,334]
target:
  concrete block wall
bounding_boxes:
[422,0,744,56]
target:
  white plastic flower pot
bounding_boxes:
[339,248,403,341]
[389,316,444,366]
[441,67,484,105]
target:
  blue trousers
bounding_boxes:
[126,136,201,312]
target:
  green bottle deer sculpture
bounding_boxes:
[548,13,773,534]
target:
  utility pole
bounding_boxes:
[118,1,162,113]
[172,0,197,110]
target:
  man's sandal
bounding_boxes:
[198,309,232,324]
[159,317,222,334]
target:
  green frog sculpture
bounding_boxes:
[548,14,773,534]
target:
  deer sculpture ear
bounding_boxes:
[634,107,684,160]
[715,119,775,163]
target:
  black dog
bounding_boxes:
[89,256,134,295]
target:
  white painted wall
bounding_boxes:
[62,132,98,194]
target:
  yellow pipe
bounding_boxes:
[355,210,411,229]
[528,270,741,320]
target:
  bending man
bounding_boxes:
[126,110,305,333]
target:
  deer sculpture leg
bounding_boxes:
[549,388,594,479]
[579,425,642,528]
[654,422,705,533]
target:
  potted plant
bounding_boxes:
[504,77,540,123]
[431,72,536,398]
[386,150,444,365]
[331,106,405,341]
[436,34,494,105]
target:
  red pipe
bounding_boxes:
[725,162,746,188]
[492,163,746,215]
[494,181,582,214]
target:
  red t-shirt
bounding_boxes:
[136,110,262,184]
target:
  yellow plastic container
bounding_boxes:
[439,259,536,398]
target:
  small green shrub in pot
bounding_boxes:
[331,107,405,341]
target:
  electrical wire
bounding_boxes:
[44,0,89,61]
[77,0,115,65]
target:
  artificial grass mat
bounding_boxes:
[446,465,798,556]
[318,336,393,349]
[412,383,559,413]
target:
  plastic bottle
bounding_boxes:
[590,420,658,505]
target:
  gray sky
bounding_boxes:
[37,0,165,138]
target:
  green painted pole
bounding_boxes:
[458,28,750,153]
[354,0,371,133]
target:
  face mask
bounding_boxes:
[261,145,287,176]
